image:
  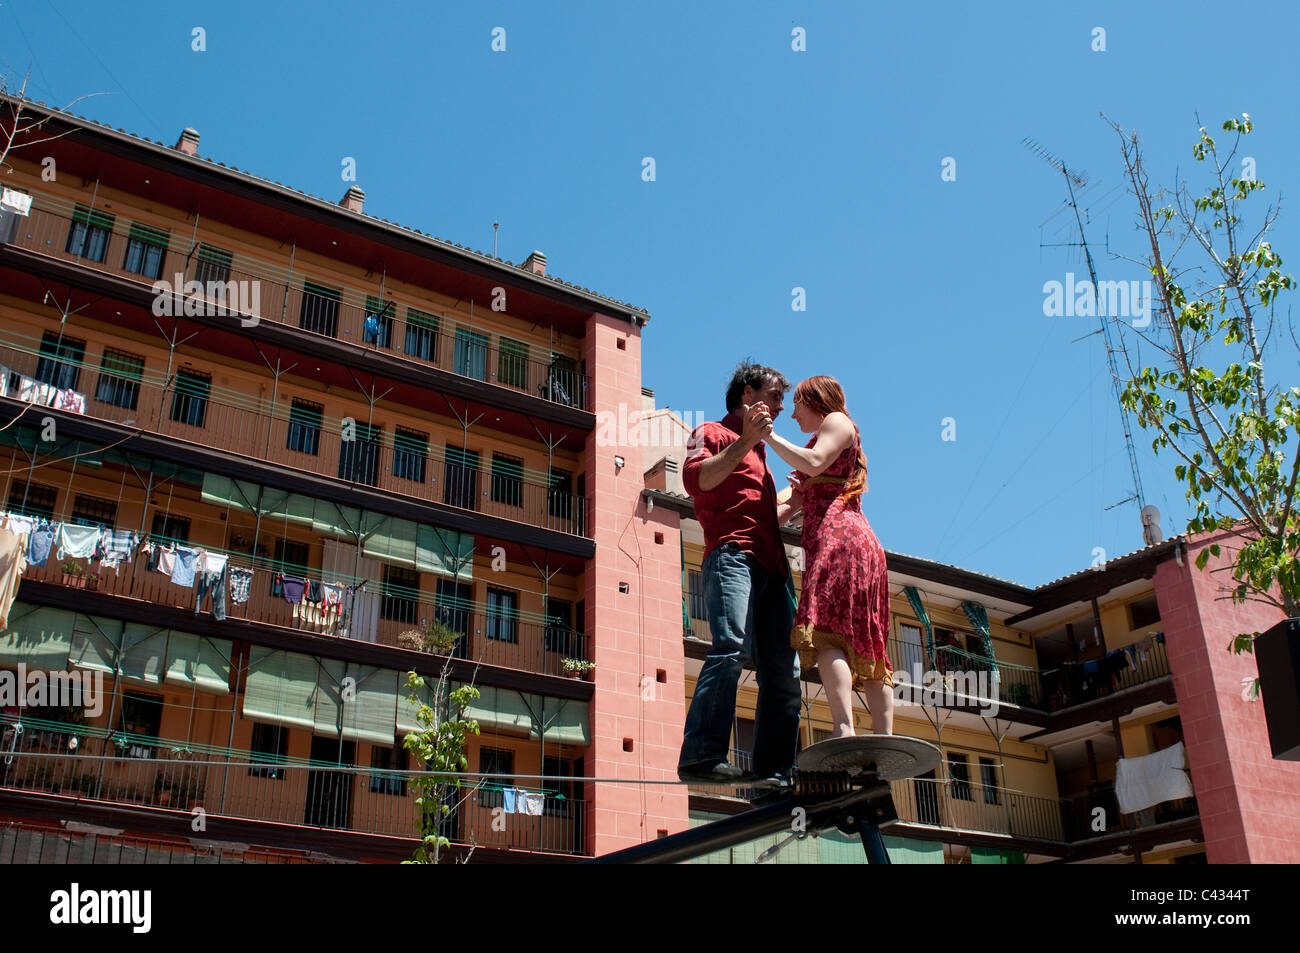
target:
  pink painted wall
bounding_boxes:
[1153,529,1300,863]
[583,313,689,856]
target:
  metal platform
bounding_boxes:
[585,735,942,865]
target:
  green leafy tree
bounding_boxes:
[1109,114,1300,697]
[401,667,479,864]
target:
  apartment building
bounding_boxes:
[0,95,687,862]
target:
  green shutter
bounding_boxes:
[462,685,533,734]
[69,615,125,676]
[395,671,442,737]
[127,222,170,250]
[335,663,397,745]
[406,307,439,332]
[415,525,474,580]
[196,243,233,267]
[72,203,115,231]
[242,647,320,731]
[530,697,591,746]
[164,632,231,695]
[117,623,169,687]
[0,604,75,669]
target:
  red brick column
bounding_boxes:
[583,312,689,856]
[1153,529,1300,862]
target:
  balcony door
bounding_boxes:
[324,539,380,643]
[304,736,355,829]
[443,447,479,511]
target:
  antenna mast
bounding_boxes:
[1024,137,1147,517]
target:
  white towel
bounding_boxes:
[58,523,100,559]
[1115,741,1195,814]
[202,550,228,574]
[522,792,545,816]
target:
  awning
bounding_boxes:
[0,603,75,669]
[530,697,591,746]
[241,647,319,732]
[315,659,396,745]
[164,632,232,695]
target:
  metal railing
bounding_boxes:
[891,776,1068,842]
[1059,781,1198,841]
[4,204,591,410]
[0,739,589,856]
[0,821,349,863]
[20,554,590,679]
[1040,641,1172,710]
[0,340,591,539]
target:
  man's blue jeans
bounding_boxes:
[679,543,801,778]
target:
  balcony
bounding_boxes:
[21,553,590,680]
[1059,781,1198,842]
[0,726,588,857]
[0,340,591,540]
[2,203,591,410]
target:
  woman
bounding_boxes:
[767,376,894,736]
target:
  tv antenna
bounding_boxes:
[1024,137,1149,531]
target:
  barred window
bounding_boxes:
[94,348,145,410]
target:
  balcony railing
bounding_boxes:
[1040,640,1172,710]
[21,551,590,680]
[0,340,591,539]
[0,733,588,856]
[2,203,591,410]
[1059,781,1198,841]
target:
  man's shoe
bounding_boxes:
[677,761,752,784]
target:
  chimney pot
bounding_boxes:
[339,186,365,212]
[174,128,200,156]
[522,249,547,276]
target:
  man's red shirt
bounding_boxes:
[682,412,786,574]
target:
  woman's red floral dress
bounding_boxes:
[791,432,894,689]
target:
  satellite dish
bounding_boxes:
[1141,505,1163,546]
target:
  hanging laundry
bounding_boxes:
[229,567,253,605]
[0,530,28,628]
[1115,741,1195,813]
[1154,631,1165,644]
[57,523,100,560]
[26,522,55,568]
[521,792,545,816]
[363,313,381,343]
[202,550,228,575]
[1082,659,1100,675]
[53,389,86,414]
[158,547,177,576]
[170,547,199,588]
[0,364,9,398]
[322,583,344,612]
[280,575,307,605]
[194,564,229,621]
[502,787,518,814]
[17,377,55,406]
[4,513,35,538]
[306,580,323,605]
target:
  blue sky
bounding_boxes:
[5,0,1296,587]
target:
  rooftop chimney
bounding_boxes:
[174,128,200,156]
[521,250,546,276]
[339,186,365,213]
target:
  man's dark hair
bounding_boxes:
[724,361,790,412]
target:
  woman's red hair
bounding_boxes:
[794,375,867,503]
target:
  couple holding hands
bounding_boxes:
[677,362,894,786]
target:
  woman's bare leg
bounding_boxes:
[818,648,856,738]
[861,678,894,735]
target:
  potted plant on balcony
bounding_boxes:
[561,658,596,680]
[398,618,461,655]
[60,559,97,591]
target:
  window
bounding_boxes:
[548,468,573,521]
[544,598,573,653]
[169,369,210,428]
[249,723,289,779]
[687,570,707,622]
[453,328,489,380]
[544,353,577,405]
[490,453,523,507]
[812,728,833,745]
[914,769,940,825]
[150,513,190,544]
[123,222,169,279]
[193,243,233,285]
[35,332,85,391]
[979,757,1000,805]
[443,446,479,510]
[393,427,428,483]
[369,745,408,795]
[270,538,309,596]
[7,482,56,520]
[497,337,528,389]
[486,587,518,643]
[338,421,381,486]
[435,580,472,638]
[119,691,162,759]
[299,280,341,337]
[479,747,514,809]
[70,494,117,529]
[404,308,439,361]
[363,296,394,349]
[286,399,323,456]
[94,348,144,410]
[948,753,972,801]
[65,204,114,262]
[1130,595,1161,629]
[381,565,419,624]
[542,756,574,818]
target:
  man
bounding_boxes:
[677,362,802,785]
